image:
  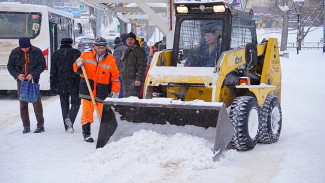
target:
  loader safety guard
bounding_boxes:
[96,98,234,158]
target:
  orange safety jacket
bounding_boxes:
[73,49,120,103]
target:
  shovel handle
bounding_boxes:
[81,65,101,123]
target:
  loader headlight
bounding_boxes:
[213,5,226,13]
[176,6,188,14]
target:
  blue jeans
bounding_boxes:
[118,77,123,98]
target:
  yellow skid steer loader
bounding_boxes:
[97,2,282,158]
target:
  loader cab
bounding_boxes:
[172,2,257,67]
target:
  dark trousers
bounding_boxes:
[17,81,44,128]
[59,91,81,130]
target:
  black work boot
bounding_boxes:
[22,127,30,134]
[82,123,94,143]
[34,127,45,133]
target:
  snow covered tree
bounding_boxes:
[275,0,324,52]
[276,0,290,51]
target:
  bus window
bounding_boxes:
[0,12,41,39]
[0,3,76,91]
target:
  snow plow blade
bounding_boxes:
[96,98,234,156]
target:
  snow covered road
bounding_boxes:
[0,49,325,183]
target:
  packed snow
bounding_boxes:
[1,28,325,182]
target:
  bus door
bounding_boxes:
[49,21,58,56]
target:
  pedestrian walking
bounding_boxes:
[7,37,46,134]
[50,38,81,133]
[73,37,120,142]
[119,32,147,98]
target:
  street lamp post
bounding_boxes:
[323,0,325,53]
[293,1,304,55]
[297,13,300,54]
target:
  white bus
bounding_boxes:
[0,2,82,93]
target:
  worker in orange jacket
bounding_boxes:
[73,37,120,142]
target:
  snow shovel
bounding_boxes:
[96,104,117,148]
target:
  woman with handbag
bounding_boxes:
[7,37,46,134]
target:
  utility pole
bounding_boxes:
[96,8,101,38]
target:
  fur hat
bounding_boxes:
[61,38,73,45]
[19,37,31,48]
[114,37,122,44]
[126,32,136,40]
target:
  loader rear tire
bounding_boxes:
[258,95,282,144]
[230,96,260,151]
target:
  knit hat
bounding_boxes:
[126,32,136,40]
[94,37,107,46]
[61,38,73,45]
[114,37,122,44]
[19,37,31,48]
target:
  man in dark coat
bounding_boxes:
[50,38,81,133]
[113,37,126,71]
[120,32,147,97]
[7,37,46,134]
[113,37,126,98]
[120,33,128,46]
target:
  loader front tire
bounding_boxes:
[258,95,282,144]
[230,96,260,151]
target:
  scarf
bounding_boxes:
[120,44,137,61]
[23,52,30,76]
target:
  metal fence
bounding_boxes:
[287,42,324,49]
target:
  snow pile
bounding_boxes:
[76,130,237,183]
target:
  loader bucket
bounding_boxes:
[96,98,234,157]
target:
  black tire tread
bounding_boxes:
[258,95,282,144]
[230,96,259,151]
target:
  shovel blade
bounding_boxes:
[96,105,118,149]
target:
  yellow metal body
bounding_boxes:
[143,38,281,107]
